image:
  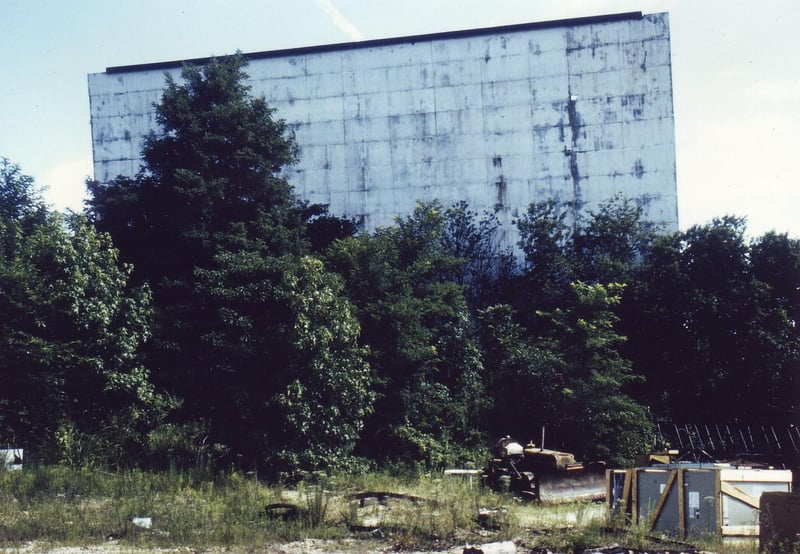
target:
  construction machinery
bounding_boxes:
[482,436,605,503]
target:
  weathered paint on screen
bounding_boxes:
[88,12,677,248]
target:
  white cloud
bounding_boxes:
[317,0,364,41]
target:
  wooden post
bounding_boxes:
[716,469,722,538]
[622,469,633,520]
[677,468,686,539]
[649,469,677,532]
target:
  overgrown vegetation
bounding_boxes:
[1,54,798,482]
[0,466,763,553]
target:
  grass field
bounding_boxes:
[0,466,765,553]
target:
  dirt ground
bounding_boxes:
[0,541,714,554]
[2,539,517,554]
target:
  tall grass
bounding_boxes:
[0,466,763,553]
[0,465,514,549]
[0,466,296,547]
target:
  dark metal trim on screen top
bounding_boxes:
[105,11,644,74]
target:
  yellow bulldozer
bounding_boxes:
[482,436,606,503]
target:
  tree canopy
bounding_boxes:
[2,55,797,475]
[622,217,800,424]
[325,202,486,465]
[1,161,168,465]
[85,55,372,473]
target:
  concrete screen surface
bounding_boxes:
[88,12,677,248]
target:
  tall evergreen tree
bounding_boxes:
[86,56,372,472]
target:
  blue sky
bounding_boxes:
[2,0,798,238]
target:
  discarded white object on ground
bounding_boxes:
[0,449,23,470]
[463,541,517,554]
[132,517,152,529]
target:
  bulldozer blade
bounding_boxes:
[537,468,606,504]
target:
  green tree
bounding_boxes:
[751,231,800,336]
[573,196,656,284]
[326,202,485,466]
[476,283,652,465]
[272,256,373,471]
[476,304,563,440]
[0,158,47,224]
[617,232,688,418]
[514,196,655,317]
[86,53,305,286]
[193,252,372,473]
[537,282,652,465]
[750,232,800,421]
[514,199,575,317]
[441,201,515,308]
[86,55,372,472]
[623,218,800,424]
[0,163,167,463]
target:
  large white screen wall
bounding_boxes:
[88,12,678,248]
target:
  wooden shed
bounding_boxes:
[607,464,792,539]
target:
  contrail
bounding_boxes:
[317,0,364,41]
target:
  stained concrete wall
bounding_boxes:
[88,12,678,248]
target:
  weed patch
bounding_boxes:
[0,466,765,553]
